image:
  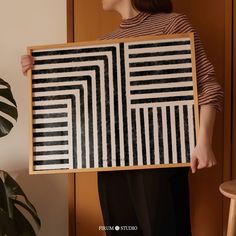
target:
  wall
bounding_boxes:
[0,1,68,235]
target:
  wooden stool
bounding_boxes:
[220,180,236,236]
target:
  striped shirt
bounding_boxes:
[99,12,224,112]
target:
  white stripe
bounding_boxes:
[100,63,107,168]
[144,107,150,165]
[130,82,193,91]
[130,91,193,99]
[129,63,192,72]
[153,108,160,164]
[129,72,193,81]
[130,100,194,109]
[129,45,191,54]
[92,69,98,168]
[34,145,69,152]
[34,154,69,160]
[136,109,142,166]
[34,164,70,170]
[33,126,68,133]
[188,104,195,159]
[108,53,116,168]
[170,106,178,164]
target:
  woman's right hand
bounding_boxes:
[20,55,35,76]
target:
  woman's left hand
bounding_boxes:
[190,142,217,174]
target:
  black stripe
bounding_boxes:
[166,106,173,164]
[33,104,67,110]
[32,46,117,57]
[32,75,91,84]
[120,43,129,166]
[130,77,192,86]
[35,55,110,65]
[78,87,86,168]
[32,95,77,168]
[34,150,69,156]
[130,68,192,77]
[128,40,191,49]
[33,85,90,93]
[33,131,68,137]
[129,50,191,58]
[183,105,190,162]
[33,122,68,129]
[103,59,112,167]
[140,108,147,165]
[95,71,103,168]
[111,48,120,167]
[131,109,137,166]
[129,58,191,67]
[193,105,197,146]
[87,76,94,168]
[130,86,193,95]
[148,108,155,165]
[34,159,69,165]
[157,107,164,164]
[131,96,194,104]
[71,95,78,168]
[32,65,99,75]
[175,106,182,163]
[33,113,67,119]
[33,140,69,146]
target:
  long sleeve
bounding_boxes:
[163,14,224,112]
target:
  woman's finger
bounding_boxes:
[191,156,198,173]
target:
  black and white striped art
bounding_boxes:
[29,33,199,173]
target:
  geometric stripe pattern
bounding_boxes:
[30,34,198,172]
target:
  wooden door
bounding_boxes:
[68,0,231,235]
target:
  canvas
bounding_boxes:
[28,33,199,174]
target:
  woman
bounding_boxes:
[21,0,223,235]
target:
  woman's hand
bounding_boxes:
[20,55,34,76]
[191,105,217,174]
[190,141,217,174]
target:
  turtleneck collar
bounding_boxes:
[120,12,152,28]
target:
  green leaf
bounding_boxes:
[0,116,13,138]
[3,171,38,214]
[0,77,18,137]
[0,89,17,106]
[13,207,36,236]
[0,78,10,88]
[0,101,17,120]
[0,171,41,234]
[14,200,41,230]
[0,209,18,236]
[0,178,7,213]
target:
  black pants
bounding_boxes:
[97,168,192,236]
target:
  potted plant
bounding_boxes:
[0,78,41,236]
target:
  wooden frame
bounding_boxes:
[28,33,199,175]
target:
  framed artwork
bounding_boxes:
[28,33,199,174]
